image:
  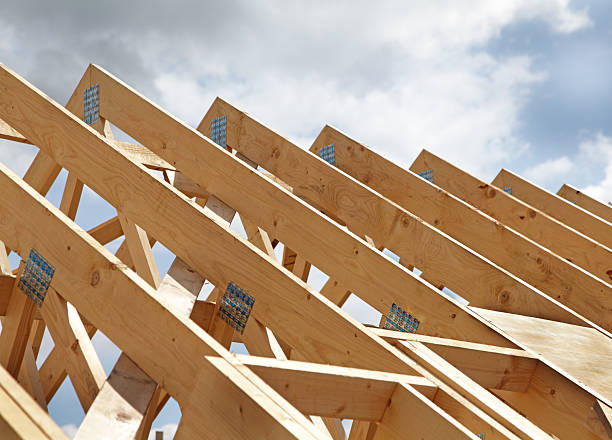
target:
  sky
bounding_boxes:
[0,0,611,438]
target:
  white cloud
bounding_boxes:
[61,423,78,439]
[524,155,573,184]
[0,1,591,179]
[578,132,612,203]
[149,423,178,440]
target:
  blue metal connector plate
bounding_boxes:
[211,115,227,147]
[18,249,55,307]
[318,144,335,166]
[382,303,419,333]
[217,281,255,334]
[84,84,100,125]
[418,169,433,183]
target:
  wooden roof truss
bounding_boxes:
[0,62,610,439]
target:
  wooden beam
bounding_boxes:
[117,213,161,288]
[558,184,612,224]
[194,98,589,337]
[236,354,436,420]
[318,126,612,298]
[474,308,612,408]
[87,66,519,348]
[394,340,553,440]
[59,172,84,220]
[406,150,612,329]
[40,288,105,411]
[65,65,514,350]
[373,329,537,392]
[0,117,29,144]
[0,150,322,439]
[0,364,68,439]
[87,216,123,246]
[373,383,477,440]
[0,264,36,378]
[493,169,612,249]
[594,400,612,439]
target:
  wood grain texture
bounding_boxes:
[558,184,612,224]
[493,169,612,249]
[409,150,612,332]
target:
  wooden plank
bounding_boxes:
[236,354,436,420]
[76,65,513,349]
[374,329,537,392]
[88,66,520,348]
[40,288,105,411]
[0,264,36,377]
[474,308,612,407]
[59,172,84,220]
[493,169,612,249]
[16,345,46,409]
[117,212,161,288]
[0,240,10,275]
[0,117,29,144]
[492,362,609,440]
[74,355,157,440]
[407,149,612,327]
[558,184,612,224]
[373,383,477,440]
[38,242,131,403]
[87,216,123,246]
[310,129,612,330]
[0,152,322,439]
[594,400,612,439]
[394,340,553,440]
[0,364,68,440]
[195,98,589,335]
[78,254,205,438]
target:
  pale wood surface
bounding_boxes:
[89,67,515,348]
[558,184,612,224]
[493,169,612,249]
[408,149,612,331]
[474,307,612,406]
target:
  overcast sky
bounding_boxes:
[1,1,611,438]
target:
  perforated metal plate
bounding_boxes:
[84,84,100,125]
[317,144,335,166]
[211,115,227,147]
[382,303,419,333]
[18,249,55,307]
[217,282,255,334]
[503,187,512,195]
[418,169,433,183]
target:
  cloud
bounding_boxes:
[0,1,591,178]
[61,423,78,439]
[578,132,612,203]
[524,155,573,184]
[149,423,178,440]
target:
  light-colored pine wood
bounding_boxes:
[39,288,105,411]
[493,169,612,249]
[558,183,612,223]
[88,65,515,348]
[310,129,612,329]
[408,149,612,329]
[0,264,36,378]
[236,354,435,420]
[0,154,323,440]
[0,364,68,439]
[1,59,611,439]
[595,400,612,439]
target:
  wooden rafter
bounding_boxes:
[0,61,609,439]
